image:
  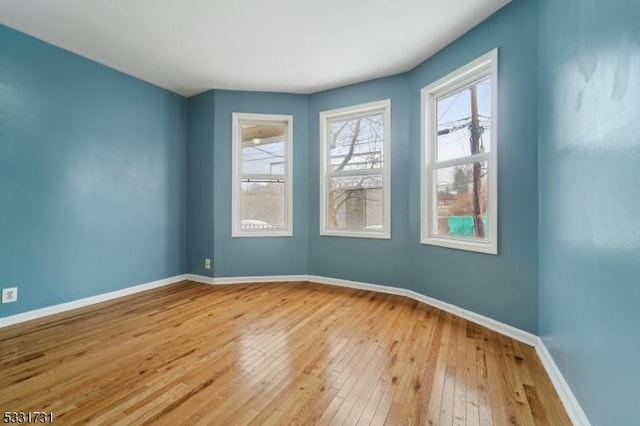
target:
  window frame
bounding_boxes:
[231,112,293,238]
[319,99,391,239]
[420,49,498,254]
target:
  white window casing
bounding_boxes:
[319,100,391,239]
[232,113,293,237]
[421,49,498,254]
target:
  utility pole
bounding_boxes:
[469,86,485,238]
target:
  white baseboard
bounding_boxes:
[306,275,538,346]
[536,338,591,426]
[185,274,309,285]
[0,274,188,329]
[185,273,216,284]
[187,273,537,346]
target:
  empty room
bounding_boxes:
[0,0,638,424]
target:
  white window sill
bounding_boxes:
[232,231,293,238]
[421,235,497,255]
[320,230,391,240]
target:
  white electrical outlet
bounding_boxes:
[2,287,18,303]
[205,258,211,269]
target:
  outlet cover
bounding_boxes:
[2,287,18,303]
[205,258,211,269]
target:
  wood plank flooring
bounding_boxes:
[0,281,570,425]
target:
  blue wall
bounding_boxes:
[308,74,411,289]
[206,90,309,277]
[308,0,540,333]
[0,24,187,317]
[538,0,640,423]
[186,91,216,277]
[183,0,539,333]
[407,0,539,333]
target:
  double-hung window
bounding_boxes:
[319,100,391,238]
[421,50,498,254]
[232,113,293,237]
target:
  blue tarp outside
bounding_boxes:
[447,216,488,237]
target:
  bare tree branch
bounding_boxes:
[335,118,361,172]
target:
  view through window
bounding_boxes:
[232,114,292,237]
[320,100,390,238]
[421,50,498,254]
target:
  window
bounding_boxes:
[421,50,498,254]
[320,100,391,238]
[232,113,293,237]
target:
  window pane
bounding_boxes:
[241,180,286,231]
[433,162,489,239]
[241,123,286,175]
[436,76,491,162]
[329,113,384,172]
[327,175,384,231]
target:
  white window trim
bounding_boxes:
[420,49,498,254]
[319,99,391,239]
[231,112,293,238]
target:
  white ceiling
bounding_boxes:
[0,0,510,97]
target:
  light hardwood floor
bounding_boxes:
[0,281,570,425]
